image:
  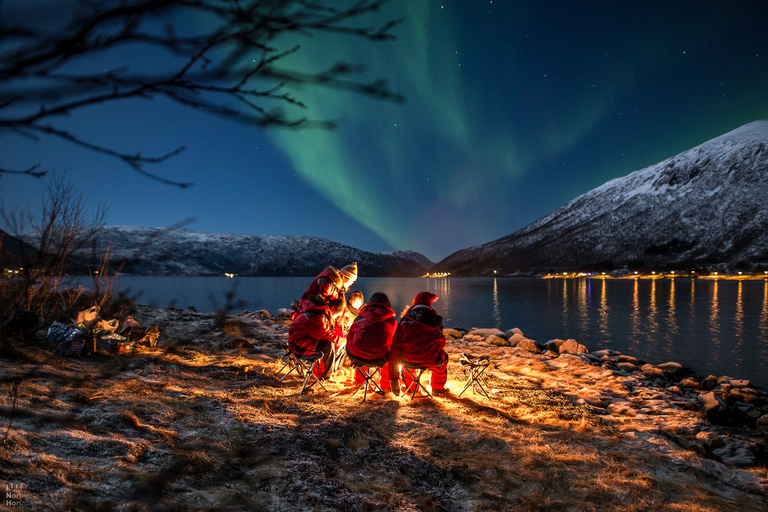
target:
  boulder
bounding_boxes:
[618,355,640,366]
[757,415,768,429]
[680,377,703,389]
[276,308,294,319]
[507,333,526,347]
[542,339,561,352]
[617,362,638,373]
[559,339,588,355]
[467,328,506,339]
[592,349,620,358]
[640,364,668,380]
[443,328,463,339]
[713,443,756,467]
[516,338,541,354]
[729,388,760,405]
[505,328,524,338]
[486,335,509,347]
[698,391,730,424]
[702,375,719,389]
[656,361,685,374]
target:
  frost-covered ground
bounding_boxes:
[1,305,767,511]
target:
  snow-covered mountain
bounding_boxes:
[72,226,434,277]
[433,120,768,275]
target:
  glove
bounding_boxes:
[390,380,400,396]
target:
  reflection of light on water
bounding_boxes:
[598,279,609,342]
[758,281,768,340]
[666,278,678,335]
[710,280,721,360]
[561,279,569,332]
[761,281,768,340]
[492,278,501,329]
[734,281,744,349]
[647,279,659,336]
[428,277,451,319]
[629,278,641,349]
[576,278,590,335]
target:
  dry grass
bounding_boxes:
[1,309,766,511]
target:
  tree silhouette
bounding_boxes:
[0,0,403,186]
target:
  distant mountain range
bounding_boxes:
[68,226,434,277]
[13,122,768,278]
[432,120,768,276]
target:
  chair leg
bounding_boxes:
[351,366,384,402]
[458,366,491,399]
[404,368,430,399]
[299,358,328,395]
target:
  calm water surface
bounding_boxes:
[114,276,768,389]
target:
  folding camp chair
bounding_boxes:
[295,351,328,395]
[276,342,304,382]
[347,352,386,402]
[401,360,432,400]
[332,341,348,373]
[458,353,492,399]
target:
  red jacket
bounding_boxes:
[389,304,446,369]
[301,269,343,305]
[346,302,396,362]
[288,299,338,353]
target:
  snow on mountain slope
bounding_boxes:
[71,226,434,277]
[434,120,768,275]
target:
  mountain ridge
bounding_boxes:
[70,225,435,277]
[432,120,768,276]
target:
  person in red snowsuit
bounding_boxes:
[301,267,345,305]
[345,293,397,391]
[389,292,449,395]
[288,296,344,380]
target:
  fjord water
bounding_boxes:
[114,276,768,389]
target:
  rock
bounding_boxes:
[467,328,505,339]
[276,308,294,319]
[680,377,703,389]
[507,333,526,346]
[640,364,668,380]
[505,328,524,338]
[486,335,509,347]
[698,391,730,424]
[757,415,768,428]
[666,385,682,395]
[516,338,540,354]
[255,310,272,319]
[702,375,719,389]
[619,355,640,366]
[728,379,751,388]
[617,362,638,373]
[559,339,588,355]
[695,431,725,449]
[546,339,567,351]
[713,443,756,467]
[443,328,463,339]
[656,361,685,374]
[729,388,760,405]
[592,349,620,358]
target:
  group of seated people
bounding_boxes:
[287,262,448,396]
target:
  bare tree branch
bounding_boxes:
[0,0,403,185]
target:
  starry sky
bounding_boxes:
[2,1,768,263]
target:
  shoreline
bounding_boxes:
[2,303,767,510]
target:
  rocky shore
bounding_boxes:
[445,326,768,469]
[1,304,767,511]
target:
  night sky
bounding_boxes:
[2,1,768,262]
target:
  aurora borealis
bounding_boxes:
[3,1,768,262]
